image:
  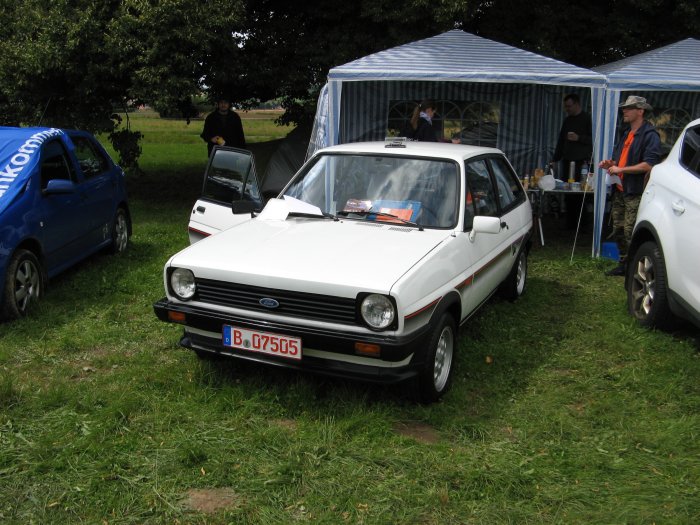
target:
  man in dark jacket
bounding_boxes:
[599,95,661,276]
[553,93,593,177]
[200,97,246,156]
[552,93,593,228]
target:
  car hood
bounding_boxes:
[169,215,453,296]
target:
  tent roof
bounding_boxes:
[593,38,700,90]
[328,30,605,87]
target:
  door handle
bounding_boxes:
[671,200,685,215]
[196,206,206,213]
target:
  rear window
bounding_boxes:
[72,136,110,178]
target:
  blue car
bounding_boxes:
[0,126,131,320]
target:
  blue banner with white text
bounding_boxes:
[0,127,69,214]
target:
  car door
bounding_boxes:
[188,147,264,243]
[460,156,519,309]
[68,133,116,247]
[669,123,700,314]
[488,154,530,243]
[36,139,93,272]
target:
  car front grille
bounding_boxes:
[196,278,358,325]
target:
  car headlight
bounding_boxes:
[360,294,395,329]
[170,268,196,300]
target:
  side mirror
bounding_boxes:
[231,200,256,215]
[469,215,502,242]
[43,179,76,195]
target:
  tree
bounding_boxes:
[222,0,458,126]
[454,0,699,67]
[1,0,697,164]
[0,0,244,171]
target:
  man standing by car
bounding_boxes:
[599,95,661,276]
[200,96,246,157]
[552,93,593,229]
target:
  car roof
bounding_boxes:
[686,117,700,129]
[315,141,504,163]
[0,126,88,139]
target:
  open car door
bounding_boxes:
[188,147,264,243]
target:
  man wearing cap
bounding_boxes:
[599,95,661,276]
[200,97,246,157]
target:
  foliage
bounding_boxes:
[0,0,244,164]
[0,0,122,131]
[229,0,457,126]
[455,0,699,67]
[108,127,143,175]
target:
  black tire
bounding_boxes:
[1,249,43,320]
[499,248,528,301]
[416,313,456,403]
[110,207,130,254]
[626,241,673,329]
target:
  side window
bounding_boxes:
[464,159,498,218]
[680,124,700,178]
[202,149,263,207]
[489,156,525,213]
[72,136,109,178]
[41,141,75,189]
[463,176,476,230]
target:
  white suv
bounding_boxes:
[626,118,700,329]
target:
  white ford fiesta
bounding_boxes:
[154,139,533,402]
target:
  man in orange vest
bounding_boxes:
[599,96,661,276]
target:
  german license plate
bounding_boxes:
[222,325,302,360]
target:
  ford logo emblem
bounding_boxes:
[259,298,279,309]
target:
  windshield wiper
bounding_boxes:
[337,209,423,231]
[288,211,339,221]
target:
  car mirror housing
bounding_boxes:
[43,179,76,195]
[469,215,502,242]
[231,200,256,215]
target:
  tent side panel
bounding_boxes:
[337,80,572,176]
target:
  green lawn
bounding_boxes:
[0,113,698,524]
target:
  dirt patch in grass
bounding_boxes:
[393,421,440,444]
[182,487,241,514]
[271,418,297,431]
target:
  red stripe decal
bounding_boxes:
[405,297,441,320]
[188,227,210,237]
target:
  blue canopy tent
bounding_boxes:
[592,38,700,250]
[308,30,609,254]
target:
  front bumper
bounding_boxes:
[153,298,432,384]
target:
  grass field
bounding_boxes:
[105,108,294,179]
[0,112,698,524]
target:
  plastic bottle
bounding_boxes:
[523,174,530,190]
[568,161,576,183]
[580,162,589,184]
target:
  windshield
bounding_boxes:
[283,153,460,228]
